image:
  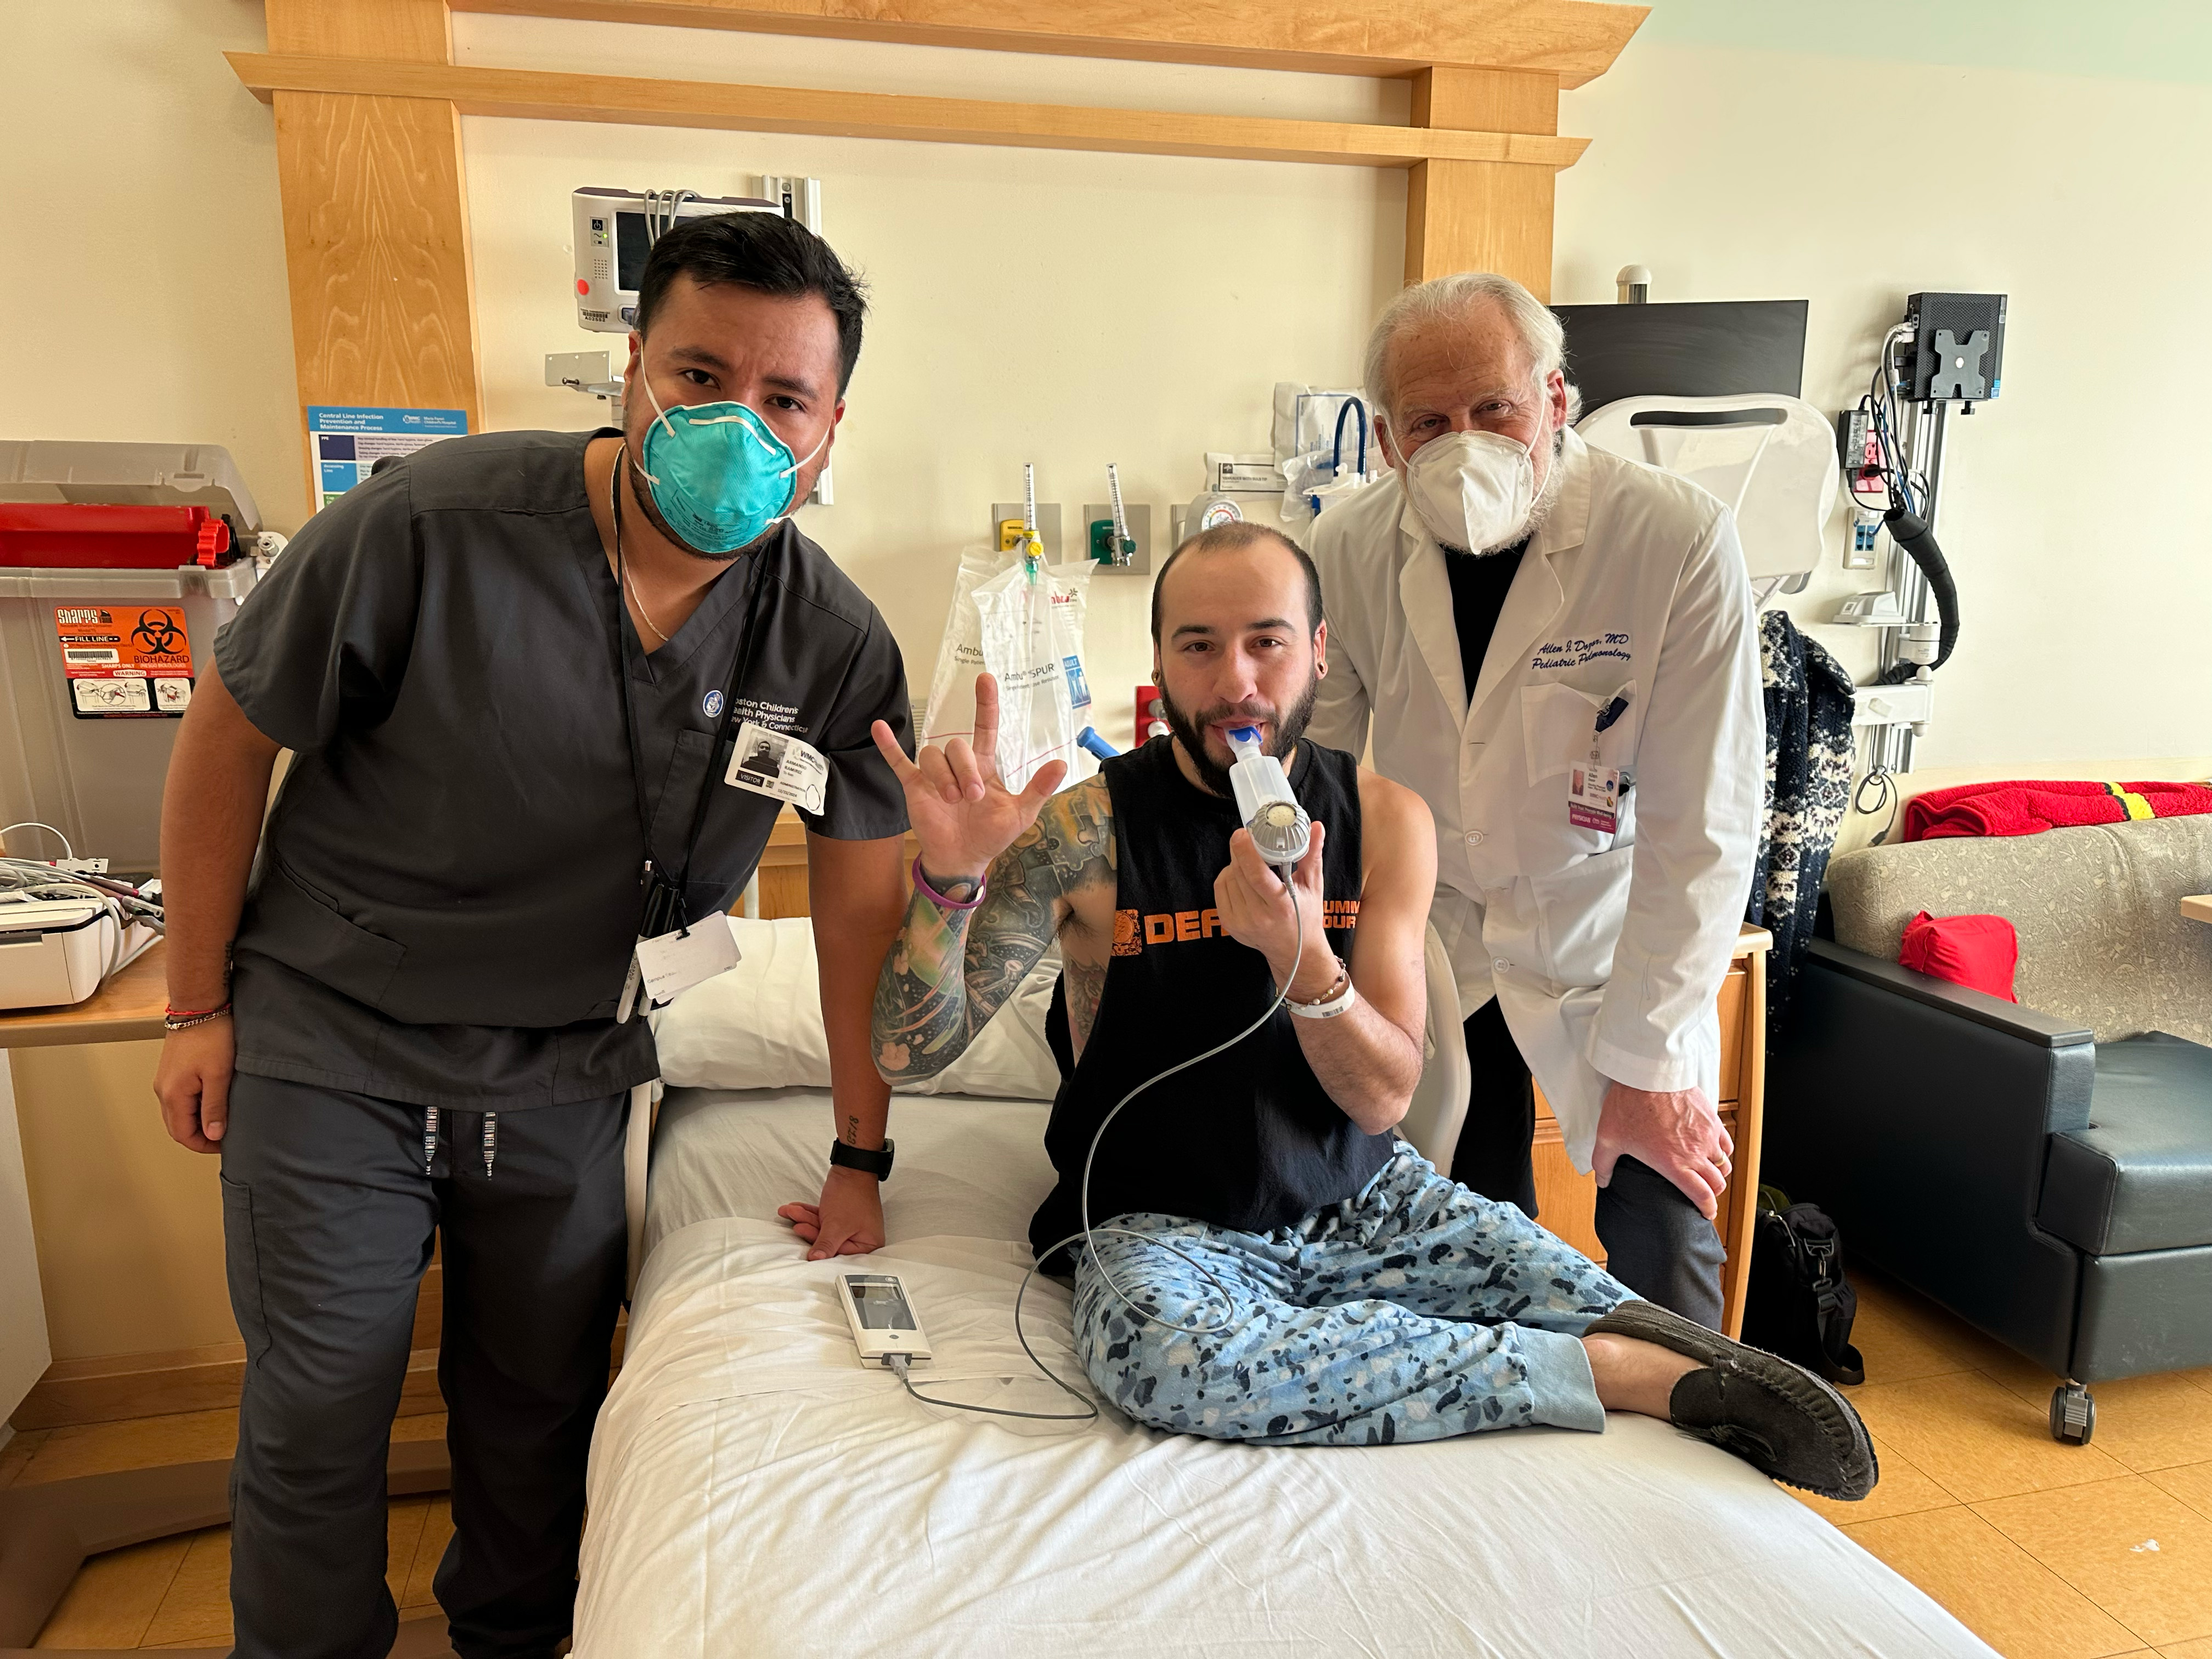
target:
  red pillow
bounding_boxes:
[1899,911,2019,1002]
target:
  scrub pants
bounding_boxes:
[219,1075,629,1659]
[1454,996,1727,1329]
[1073,1148,1632,1446]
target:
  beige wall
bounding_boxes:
[1555,40,2212,770]
[456,13,1404,742]
[10,4,2210,1362]
[10,0,306,529]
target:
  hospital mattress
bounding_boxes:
[575,1087,1995,1658]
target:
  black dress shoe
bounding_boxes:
[1583,1298,1878,1502]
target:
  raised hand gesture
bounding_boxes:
[870,672,1068,886]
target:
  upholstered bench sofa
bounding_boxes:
[1764,814,2212,1442]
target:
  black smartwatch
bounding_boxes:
[828,1138,895,1181]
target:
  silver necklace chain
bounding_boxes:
[610,442,670,646]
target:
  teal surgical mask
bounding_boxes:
[634,370,829,555]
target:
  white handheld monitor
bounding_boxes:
[839,1272,932,1366]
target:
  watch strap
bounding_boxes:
[828,1137,896,1180]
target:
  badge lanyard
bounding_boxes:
[1567,687,1633,834]
[608,444,771,1015]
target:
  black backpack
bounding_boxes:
[1739,1187,1865,1386]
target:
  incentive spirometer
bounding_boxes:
[867,725,1321,1427]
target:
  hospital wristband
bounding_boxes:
[1285,963,1356,1020]
[912,856,986,911]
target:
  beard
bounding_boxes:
[1158,668,1321,797]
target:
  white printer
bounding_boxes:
[0,894,156,1009]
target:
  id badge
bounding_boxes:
[725,719,828,815]
[1568,760,1622,833]
[619,921,741,1022]
[1568,686,1632,833]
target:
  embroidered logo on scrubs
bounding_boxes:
[703,689,725,719]
[1532,631,1630,672]
[727,696,806,737]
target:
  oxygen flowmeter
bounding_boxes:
[1088,463,1137,566]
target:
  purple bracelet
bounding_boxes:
[912,855,987,911]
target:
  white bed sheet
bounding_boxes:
[578,1088,1993,1658]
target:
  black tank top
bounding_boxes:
[1029,736,1392,1261]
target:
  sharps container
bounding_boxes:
[0,441,271,873]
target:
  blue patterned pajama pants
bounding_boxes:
[1071,1147,1634,1447]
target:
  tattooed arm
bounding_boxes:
[860,672,1109,1084]
[873,776,1113,1081]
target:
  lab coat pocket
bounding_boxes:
[1526,844,1634,989]
[1520,681,1608,784]
[220,1175,272,1362]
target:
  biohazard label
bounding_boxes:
[55,606,193,720]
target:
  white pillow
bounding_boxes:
[650,916,1065,1102]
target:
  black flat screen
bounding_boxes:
[1553,300,1808,414]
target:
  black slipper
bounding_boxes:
[1584,1299,1878,1502]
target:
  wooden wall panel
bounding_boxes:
[273,92,484,433]
[452,0,1649,86]
[269,0,454,57]
[1404,65,1562,297]
[264,1,483,511]
[1412,66,1559,136]
[235,55,1587,174]
[1404,159,1558,296]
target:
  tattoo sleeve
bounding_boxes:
[872,779,1113,1081]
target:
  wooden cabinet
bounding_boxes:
[1531,927,1771,1338]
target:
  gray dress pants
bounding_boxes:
[1454,996,1726,1329]
[219,1075,629,1659]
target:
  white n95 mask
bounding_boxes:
[1400,427,1539,554]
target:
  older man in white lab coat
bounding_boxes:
[1307,272,1762,1327]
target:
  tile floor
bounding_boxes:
[14,1266,2212,1654]
[13,1412,450,1651]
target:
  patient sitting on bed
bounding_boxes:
[852,525,1872,1500]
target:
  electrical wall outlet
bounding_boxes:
[1081,502,1152,574]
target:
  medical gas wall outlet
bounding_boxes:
[992,504,1061,562]
[1084,502,1151,574]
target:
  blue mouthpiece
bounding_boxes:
[1228,725,1262,745]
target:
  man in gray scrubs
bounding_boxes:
[153,213,911,1659]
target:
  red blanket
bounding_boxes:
[1903,778,2212,841]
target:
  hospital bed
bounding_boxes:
[575,917,1993,1658]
